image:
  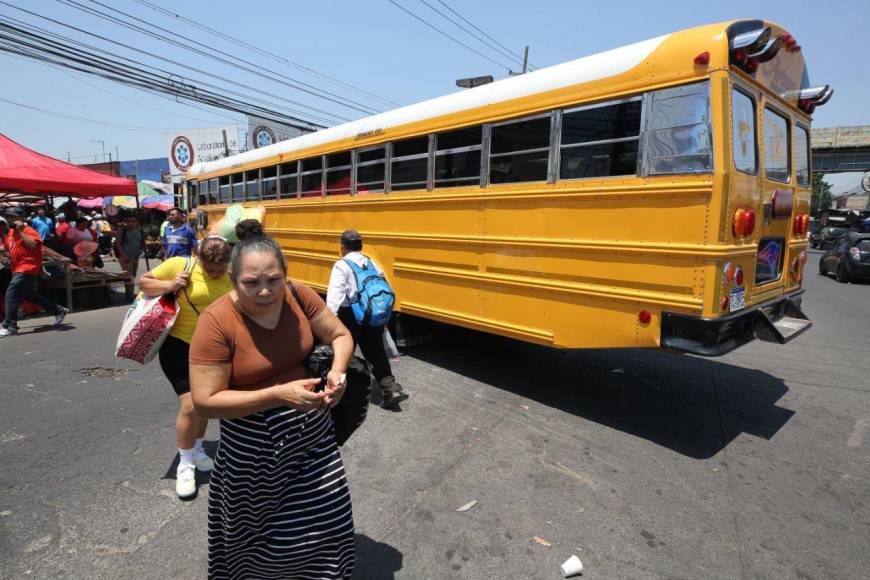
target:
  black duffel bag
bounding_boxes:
[306,344,373,446]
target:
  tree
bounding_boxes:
[811,173,832,216]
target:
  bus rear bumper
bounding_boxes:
[660,290,810,356]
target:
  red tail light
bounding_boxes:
[745,58,759,73]
[733,208,756,238]
[694,51,710,65]
[638,310,652,324]
[793,213,804,235]
[802,214,810,234]
[734,267,744,286]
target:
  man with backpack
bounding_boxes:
[326,229,408,410]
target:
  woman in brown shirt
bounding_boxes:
[189,223,355,579]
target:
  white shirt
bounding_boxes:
[326,251,384,314]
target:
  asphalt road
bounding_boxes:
[1,248,868,579]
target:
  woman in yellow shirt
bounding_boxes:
[139,236,232,499]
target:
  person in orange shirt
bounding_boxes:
[0,208,68,337]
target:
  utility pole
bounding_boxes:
[91,139,105,163]
[522,46,529,74]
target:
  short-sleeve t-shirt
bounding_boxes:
[3,226,43,275]
[150,257,232,343]
[189,282,325,390]
[161,224,198,258]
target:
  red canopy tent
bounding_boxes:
[0,132,136,199]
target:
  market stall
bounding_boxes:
[0,133,140,312]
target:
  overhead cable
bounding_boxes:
[418,0,532,70]
[57,0,381,115]
[435,0,537,69]
[131,0,400,108]
[387,0,514,72]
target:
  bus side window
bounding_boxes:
[795,125,809,187]
[357,146,386,193]
[208,178,219,204]
[219,176,230,204]
[560,99,642,179]
[732,88,757,175]
[489,114,551,184]
[280,162,298,199]
[435,126,482,188]
[764,107,790,183]
[246,171,260,201]
[231,172,244,202]
[326,152,352,196]
[391,136,429,191]
[301,157,323,197]
[262,166,278,200]
[643,82,712,175]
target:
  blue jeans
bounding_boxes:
[2,273,61,329]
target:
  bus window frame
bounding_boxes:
[355,144,387,194]
[795,122,811,187]
[245,170,260,201]
[559,95,643,181]
[300,156,324,198]
[279,160,300,199]
[488,111,552,186]
[731,84,759,176]
[325,151,352,196]
[763,105,791,184]
[640,82,712,177]
[433,125,484,189]
[388,135,430,192]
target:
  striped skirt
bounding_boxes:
[207,406,355,579]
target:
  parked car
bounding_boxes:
[812,226,851,249]
[818,233,870,283]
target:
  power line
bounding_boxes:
[0,5,337,127]
[417,0,531,70]
[0,18,332,127]
[387,0,513,72]
[131,0,400,108]
[434,0,537,69]
[2,50,239,125]
[57,0,381,116]
[0,96,185,133]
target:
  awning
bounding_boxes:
[0,133,137,198]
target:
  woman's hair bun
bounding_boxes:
[235,219,265,242]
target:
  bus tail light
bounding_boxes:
[732,208,756,238]
[744,58,759,74]
[694,51,710,65]
[723,262,734,283]
[734,267,744,287]
[794,213,806,236]
[729,23,770,74]
[802,214,810,234]
[638,310,652,325]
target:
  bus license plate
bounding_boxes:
[729,287,745,312]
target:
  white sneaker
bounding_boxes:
[54,306,69,326]
[193,447,214,472]
[0,326,17,337]
[176,463,196,499]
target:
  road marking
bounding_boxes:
[846,418,869,448]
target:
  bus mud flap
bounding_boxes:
[754,297,812,344]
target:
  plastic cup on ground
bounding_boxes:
[560,555,583,577]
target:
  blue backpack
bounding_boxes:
[344,257,395,327]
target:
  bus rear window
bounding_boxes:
[732,89,757,174]
[764,107,790,183]
[795,125,809,186]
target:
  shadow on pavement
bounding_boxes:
[406,325,794,460]
[354,534,403,579]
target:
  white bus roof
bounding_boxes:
[189,34,666,178]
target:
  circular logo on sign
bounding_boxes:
[253,125,276,148]
[170,136,194,171]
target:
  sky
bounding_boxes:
[1,0,868,164]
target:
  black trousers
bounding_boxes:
[338,307,397,391]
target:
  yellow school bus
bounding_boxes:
[187,19,832,355]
